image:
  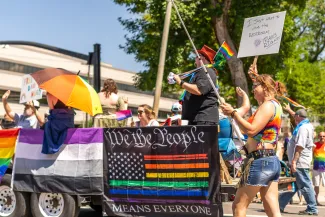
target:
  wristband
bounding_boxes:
[231,109,237,118]
[180,80,185,87]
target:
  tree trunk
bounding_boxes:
[210,0,250,108]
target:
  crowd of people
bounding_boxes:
[0,44,324,217]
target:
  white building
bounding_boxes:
[0,41,177,125]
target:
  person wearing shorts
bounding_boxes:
[221,71,286,217]
[312,131,325,206]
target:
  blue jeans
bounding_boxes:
[279,168,318,213]
[247,156,280,186]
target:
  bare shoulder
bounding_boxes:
[257,101,275,114]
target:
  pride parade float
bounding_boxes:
[0,126,223,217]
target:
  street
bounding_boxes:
[223,202,325,217]
[79,203,325,217]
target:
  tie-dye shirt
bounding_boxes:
[313,142,325,171]
[247,100,282,145]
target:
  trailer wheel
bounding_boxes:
[30,193,78,217]
[0,174,30,217]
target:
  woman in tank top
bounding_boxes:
[221,65,287,217]
[94,79,128,128]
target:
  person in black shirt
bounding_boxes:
[173,45,218,125]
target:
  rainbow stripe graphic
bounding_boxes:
[0,129,19,182]
[219,42,234,60]
[108,152,210,204]
[314,142,325,171]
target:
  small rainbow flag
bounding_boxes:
[219,42,234,60]
[116,110,132,121]
[0,129,19,183]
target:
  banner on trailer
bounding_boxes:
[103,125,222,217]
[237,11,286,58]
[13,128,104,195]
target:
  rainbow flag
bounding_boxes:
[116,110,132,121]
[219,42,234,60]
[108,152,210,204]
[0,129,19,182]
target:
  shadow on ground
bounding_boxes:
[79,207,103,217]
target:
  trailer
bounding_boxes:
[0,125,223,217]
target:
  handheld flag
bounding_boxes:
[116,110,133,121]
[219,42,234,60]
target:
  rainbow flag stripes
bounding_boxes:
[108,153,210,204]
[219,42,234,60]
[0,129,19,182]
[314,142,325,171]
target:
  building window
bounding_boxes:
[0,60,43,75]
[0,60,178,102]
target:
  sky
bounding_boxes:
[0,0,144,72]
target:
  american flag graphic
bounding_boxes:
[108,152,210,204]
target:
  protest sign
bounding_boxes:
[19,74,43,103]
[237,11,286,58]
[103,125,222,217]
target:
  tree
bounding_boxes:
[113,0,308,107]
[276,0,325,123]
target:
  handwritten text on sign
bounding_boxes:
[237,11,286,58]
[20,74,43,103]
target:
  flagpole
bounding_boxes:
[213,41,225,60]
[171,0,244,147]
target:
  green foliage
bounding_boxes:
[277,60,325,124]
[114,0,325,121]
[315,125,325,135]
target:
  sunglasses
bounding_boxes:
[320,136,325,138]
[252,83,261,89]
[137,110,144,115]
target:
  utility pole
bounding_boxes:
[93,44,101,93]
[153,0,172,116]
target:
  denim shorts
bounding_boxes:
[247,156,281,186]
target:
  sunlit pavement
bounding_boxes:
[222,202,325,217]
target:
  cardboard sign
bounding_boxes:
[103,125,223,217]
[237,11,286,58]
[19,74,43,103]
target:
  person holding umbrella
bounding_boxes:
[27,68,102,154]
[41,92,75,154]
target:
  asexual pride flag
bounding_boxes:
[13,128,103,195]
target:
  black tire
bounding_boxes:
[30,193,78,217]
[90,203,102,213]
[74,205,80,217]
[0,174,30,217]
